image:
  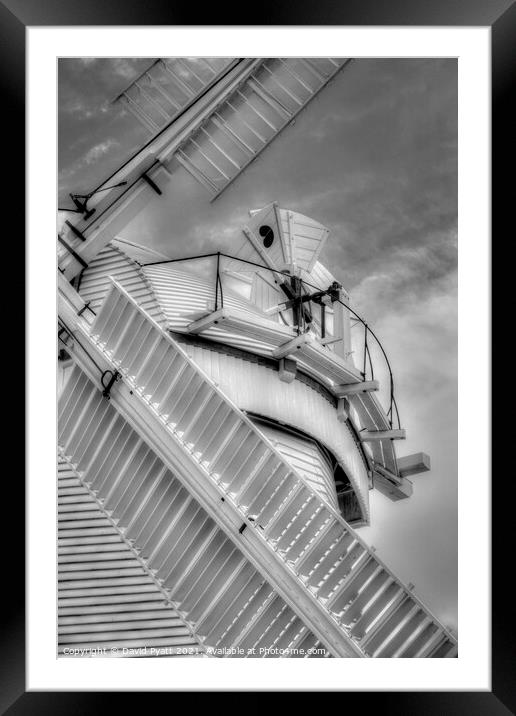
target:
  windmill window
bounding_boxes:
[259,225,274,248]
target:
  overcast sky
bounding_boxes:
[58,57,458,633]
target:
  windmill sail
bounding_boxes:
[175,58,350,199]
[58,58,350,279]
[113,58,237,134]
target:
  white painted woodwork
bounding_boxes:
[349,392,400,476]
[58,358,75,397]
[58,59,348,279]
[77,244,167,327]
[176,336,370,521]
[278,357,297,383]
[59,281,361,656]
[56,53,449,659]
[58,403,326,659]
[74,247,404,491]
[254,422,339,510]
[372,464,414,501]
[58,454,204,657]
[242,202,330,275]
[337,398,349,424]
[58,59,264,278]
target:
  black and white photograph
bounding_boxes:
[55,55,463,663]
[56,56,459,660]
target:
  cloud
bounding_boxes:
[111,59,144,80]
[349,230,458,316]
[83,139,119,165]
[78,58,98,66]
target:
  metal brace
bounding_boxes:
[141,172,162,195]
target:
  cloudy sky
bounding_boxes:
[58,57,458,633]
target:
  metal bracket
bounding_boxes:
[65,220,87,242]
[141,172,162,195]
[101,370,121,400]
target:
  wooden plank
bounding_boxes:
[273,334,313,359]
[361,429,406,442]
[397,452,431,477]
[372,472,412,501]
[334,380,380,397]
[278,357,297,383]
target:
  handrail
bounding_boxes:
[140,251,402,430]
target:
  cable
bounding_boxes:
[143,252,219,267]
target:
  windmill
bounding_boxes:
[57,57,457,658]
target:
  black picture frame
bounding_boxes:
[8,0,511,711]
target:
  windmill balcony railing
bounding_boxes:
[141,251,402,431]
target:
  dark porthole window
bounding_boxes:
[259,225,274,248]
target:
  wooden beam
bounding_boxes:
[334,380,380,397]
[337,398,349,423]
[273,333,312,359]
[397,452,431,477]
[361,429,406,442]
[373,465,413,501]
[320,336,342,346]
[58,271,89,313]
[278,357,296,383]
[186,309,226,333]
[373,464,401,484]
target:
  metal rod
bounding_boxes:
[218,258,224,309]
[366,342,374,380]
[363,325,368,378]
[143,252,219,267]
[215,252,221,311]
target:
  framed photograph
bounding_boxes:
[11,0,509,709]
